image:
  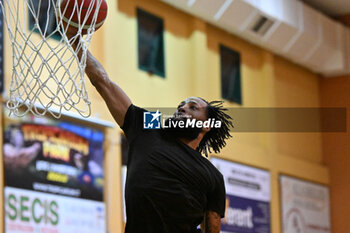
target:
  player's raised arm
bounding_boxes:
[84,50,132,127]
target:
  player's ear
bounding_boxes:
[202,125,211,133]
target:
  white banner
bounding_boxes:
[211,157,270,202]
[280,175,331,233]
[211,157,271,233]
[4,187,106,233]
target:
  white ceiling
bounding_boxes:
[160,0,350,76]
[303,0,350,16]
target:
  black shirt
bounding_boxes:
[122,105,226,233]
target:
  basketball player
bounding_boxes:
[79,45,233,232]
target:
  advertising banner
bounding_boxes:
[211,157,271,233]
[4,187,105,233]
[3,109,106,233]
[280,175,331,233]
[3,111,105,201]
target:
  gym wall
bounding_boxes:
[0,0,331,232]
[321,75,350,233]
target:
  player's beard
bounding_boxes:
[162,116,202,140]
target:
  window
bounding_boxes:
[28,0,61,39]
[137,8,165,78]
[220,45,242,104]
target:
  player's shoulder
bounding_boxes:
[206,159,224,179]
[127,104,148,114]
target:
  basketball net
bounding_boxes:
[0,0,104,118]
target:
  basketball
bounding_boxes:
[59,0,108,35]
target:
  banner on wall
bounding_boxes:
[4,187,105,233]
[280,175,331,233]
[210,157,271,233]
[3,108,106,233]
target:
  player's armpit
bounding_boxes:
[201,211,221,233]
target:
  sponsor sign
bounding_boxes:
[4,187,105,233]
[211,157,271,233]
[3,109,106,233]
[280,175,331,233]
[3,110,105,201]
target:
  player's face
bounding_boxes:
[175,97,208,122]
[162,97,209,140]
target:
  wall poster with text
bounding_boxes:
[3,108,106,233]
[211,157,271,233]
[280,175,331,233]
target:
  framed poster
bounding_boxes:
[211,157,271,233]
[3,108,106,233]
[280,175,331,233]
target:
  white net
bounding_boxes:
[0,0,106,118]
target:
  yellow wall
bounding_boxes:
[0,0,328,232]
[321,75,350,233]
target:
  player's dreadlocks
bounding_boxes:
[197,99,233,156]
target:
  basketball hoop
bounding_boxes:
[0,0,106,118]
